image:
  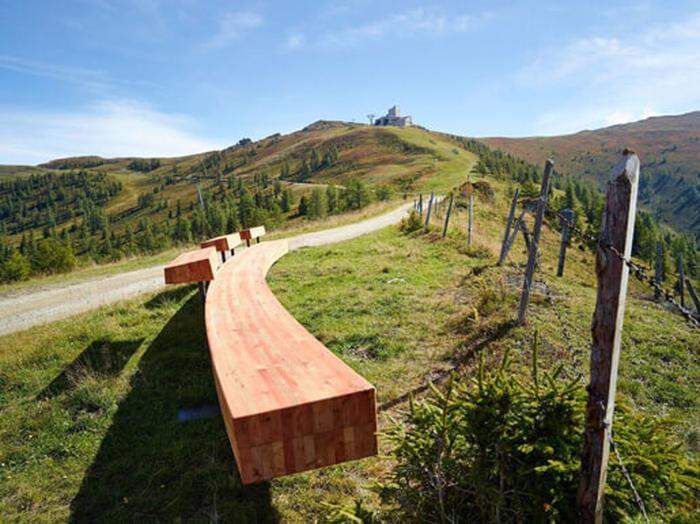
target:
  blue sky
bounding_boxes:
[1,0,699,164]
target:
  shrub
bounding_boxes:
[399,210,423,233]
[30,238,76,274]
[381,341,697,522]
[1,249,31,282]
[376,185,394,201]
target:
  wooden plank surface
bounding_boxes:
[200,233,242,252]
[164,247,220,284]
[205,240,377,483]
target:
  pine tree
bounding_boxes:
[280,188,293,213]
[298,195,309,216]
[0,249,31,282]
[308,188,328,219]
[326,185,338,214]
[174,216,193,244]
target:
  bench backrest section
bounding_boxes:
[164,247,221,284]
[240,226,266,241]
[200,233,242,253]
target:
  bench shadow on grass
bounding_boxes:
[37,339,143,400]
[69,292,279,523]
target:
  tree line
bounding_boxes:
[0,171,122,236]
[0,170,377,283]
[280,144,340,183]
[455,136,698,280]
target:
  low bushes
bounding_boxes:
[399,210,423,234]
[380,341,698,522]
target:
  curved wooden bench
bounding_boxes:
[205,240,378,484]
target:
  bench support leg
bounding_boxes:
[198,281,207,305]
[221,252,227,264]
[197,281,209,353]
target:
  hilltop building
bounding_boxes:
[374,105,412,127]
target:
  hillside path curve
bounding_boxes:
[0,202,413,335]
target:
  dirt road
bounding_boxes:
[0,202,413,335]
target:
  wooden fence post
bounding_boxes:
[419,194,423,217]
[517,160,553,325]
[557,209,575,277]
[498,189,520,265]
[424,192,434,231]
[577,151,640,524]
[442,194,454,238]
[654,241,664,300]
[467,194,474,247]
[677,254,686,309]
[687,280,700,314]
[499,210,526,263]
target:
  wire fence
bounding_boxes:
[610,432,650,522]
[538,201,699,328]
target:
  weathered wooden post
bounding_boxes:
[498,189,520,265]
[517,160,553,325]
[419,194,423,217]
[577,150,640,524]
[424,192,434,231]
[677,254,686,309]
[499,210,526,263]
[654,241,664,299]
[442,194,454,238]
[467,194,474,247]
[687,280,700,314]
[556,209,575,277]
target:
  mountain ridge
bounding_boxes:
[480,111,700,240]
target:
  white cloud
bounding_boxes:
[202,11,263,49]
[520,12,700,134]
[0,100,225,165]
[284,33,305,51]
[0,54,113,92]
[532,107,660,136]
[322,8,490,46]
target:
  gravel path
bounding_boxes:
[0,202,413,335]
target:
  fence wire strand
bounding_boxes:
[537,202,699,328]
[609,433,650,523]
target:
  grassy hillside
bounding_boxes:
[2,122,477,238]
[0,163,696,521]
[0,123,477,284]
[481,111,700,240]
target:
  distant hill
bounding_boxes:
[0,123,477,267]
[481,111,700,240]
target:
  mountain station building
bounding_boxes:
[374,106,413,127]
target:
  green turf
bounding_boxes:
[0,180,697,521]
